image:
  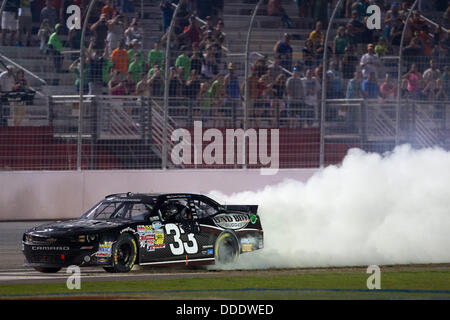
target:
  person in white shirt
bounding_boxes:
[360,43,381,79]
[301,69,321,125]
[0,66,16,93]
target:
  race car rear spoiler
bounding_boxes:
[222,205,258,215]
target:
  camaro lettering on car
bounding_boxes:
[31,246,70,251]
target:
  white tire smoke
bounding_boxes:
[209,145,450,269]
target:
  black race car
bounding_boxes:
[22,193,263,273]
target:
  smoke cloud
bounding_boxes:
[208,145,450,269]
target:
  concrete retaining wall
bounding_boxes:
[0,169,318,220]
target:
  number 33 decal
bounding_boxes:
[165,223,198,255]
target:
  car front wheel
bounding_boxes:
[109,233,138,273]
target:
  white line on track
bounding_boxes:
[0,269,220,282]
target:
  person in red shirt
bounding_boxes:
[110,41,129,75]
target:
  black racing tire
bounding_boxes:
[109,233,138,273]
[102,266,115,273]
[34,267,62,273]
[214,232,239,266]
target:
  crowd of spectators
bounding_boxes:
[1,0,450,127]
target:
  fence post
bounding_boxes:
[320,0,344,168]
[163,0,184,170]
[396,0,419,147]
[77,0,97,171]
[244,0,263,168]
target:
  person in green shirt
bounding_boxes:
[69,58,88,93]
[175,46,191,80]
[147,62,165,78]
[148,41,164,68]
[374,36,388,57]
[48,24,64,83]
[129,52,144,83]
[127,39,144,65]
[333,26,347,58]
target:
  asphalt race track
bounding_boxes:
[0,221,226,285]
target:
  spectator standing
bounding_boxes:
[129,52,144,84]
[180,15,201,48]
[374,37,388,57]
[361,72,379,99]
[224,62,240,121]
[37,18,52,54]
[86,44,107,95]
[384,1,400,40]
[109,70,125,95]
[402,64,422,99]
[106,12,125,55]
[341,45,359,81]
[18,0,33,46]
[348,10,365,46]
[91,13,109,50]
[302,69,321,126]
[360,43,381,79]
[102,0,115,20]
[333,26,347,62]
[309,21,324,50]
[110,41,129,75]
[423,60,441,83]
[286,67,305,127]
[313,0,329,28]
[379,73,398,100]
[125,18,143,47]
[326,61,343,99]
[127,39,143,65]
[40,0,58,29]
[136,72,150,96]
[0,65,16,93]
[402,38,425,72]
[346,71,363,99]
[148,41,164,68]
[160,0,175,33]
[47,24,64,83]
[147,65,164,97]
[189,44,203,76]
[302,39,316,68]
[175,46,191,80]
[274,33,293,72]
[270,73,286,127]
[267,0,293,29]
[1,0,20,46]
[390,18,404,46]
[267,57,284,80]
[121,71,136,95]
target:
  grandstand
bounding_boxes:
[0,0,449,171]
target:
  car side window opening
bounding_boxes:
[193,200,218,219]
[128,203,151,221]
[161,199,190,223]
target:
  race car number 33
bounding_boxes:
[165,223,198,255]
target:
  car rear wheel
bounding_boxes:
[214,232,239,266]
[34,267,62,273]
[109,233,137,273]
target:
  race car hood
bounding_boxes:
[26,219,126,236]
